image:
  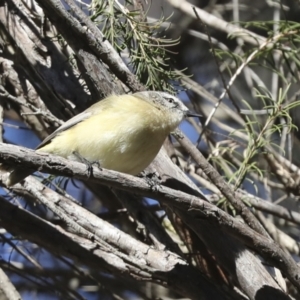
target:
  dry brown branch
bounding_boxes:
[35,0,144,93]
[173,129,268,237]
[166,0,266,46]
[0,181,227,299]
[0,142,298,293]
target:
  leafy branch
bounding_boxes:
[90,0,181,92]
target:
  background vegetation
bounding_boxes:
[1,0,300,299]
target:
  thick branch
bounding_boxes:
[173,129,268,237]
[35,0,144,93]
[0,190,223,299]
[0,143,299,290]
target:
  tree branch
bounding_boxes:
[0,142,299,291]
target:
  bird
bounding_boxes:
[6,91,200,186]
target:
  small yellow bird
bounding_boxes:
[7,91,199,186]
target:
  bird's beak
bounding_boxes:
[186,110,202,118]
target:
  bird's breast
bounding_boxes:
[39,105,170,175]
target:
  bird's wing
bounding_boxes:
[36,110,94,149]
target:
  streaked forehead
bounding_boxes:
[135,91,179,103]
[133,91,189,111]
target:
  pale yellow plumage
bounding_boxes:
[6,91,194,186]
[39,95,175,175]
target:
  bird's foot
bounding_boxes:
[72,151,101,178]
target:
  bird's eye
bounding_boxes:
[167,98,174,103]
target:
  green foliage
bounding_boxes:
[89,0,181,93]
[229,85,300,189]
[209,20,300,201]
